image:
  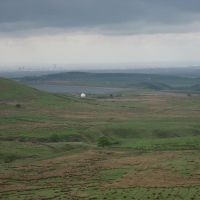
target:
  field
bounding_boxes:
[0,77,200,199]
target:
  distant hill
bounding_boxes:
[0,70,66,78]
[1,66,200,78]
[17,72,200,92]
[190,83,200,91]
[105,67,200,78]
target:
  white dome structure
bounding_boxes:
[80,93,86,98]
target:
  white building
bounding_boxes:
[80,93,86,98]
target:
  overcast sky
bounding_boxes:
[0,0,200,70]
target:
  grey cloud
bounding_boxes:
[0,0,200,35]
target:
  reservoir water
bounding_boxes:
[29,84,125,94]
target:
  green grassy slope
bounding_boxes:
[0,77,43,100]
[0,77,94,162]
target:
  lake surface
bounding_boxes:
[29,84,126,94]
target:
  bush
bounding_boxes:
[98,136,111,147]
[15,104,21,108]
[0,154,20,163]
[49,134,60,142]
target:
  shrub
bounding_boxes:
[1,154,20,163]
[49,134,60,142]
[98,136,111,147]
[15,104,21,108]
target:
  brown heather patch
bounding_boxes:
[97,151,178,169]
[105,169,200,188]
[1,150,200,198]
[0,184,47,193]
[0,150,108,193]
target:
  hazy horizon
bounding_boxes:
[1,1,200,70]
[1,64,200,73]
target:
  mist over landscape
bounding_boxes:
[0,1,200,199]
